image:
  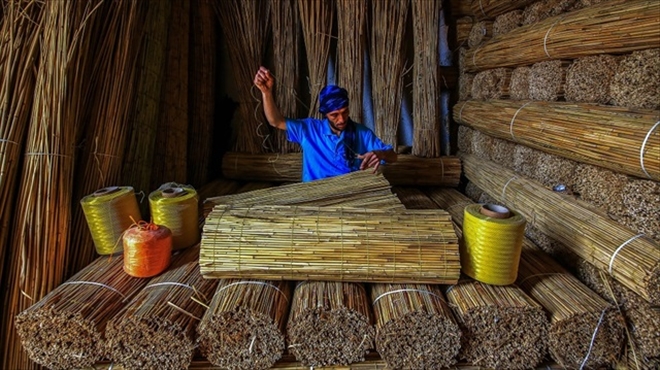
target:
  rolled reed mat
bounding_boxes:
[493,10,523,37]
[149,182,200,250]
[287,281,375,367]
[15,256,148,370]
[106,246,216,370]
[122,221,172,278]
[200,205,460,283]
[565,54,619,104]
[467,20,493,49]
[509,66,531,100]
[610,48,660,110]
[462,204,526,285]
[371,283,460,369]
[197,279,291,370]
[80,186,141,255]
[529,60,570,101]
[471,68,512,100]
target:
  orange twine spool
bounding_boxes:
[122,221,172,278]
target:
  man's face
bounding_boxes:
[326,107,350,133]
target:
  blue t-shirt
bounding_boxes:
[286,117,393,182]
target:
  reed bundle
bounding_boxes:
[509,66,531,100]
[370,0,409,149]
[371,283,461,369]
[392,186,438,209]
[464,0,660,73]
[470,0,536,20]
[271,0,302,153]
[454,99,660,180]
[535,151,578,189]
[2,2,102,368]
[459,72,475,101]
[287,281,374,366]
[381,155,461,187]
[522,0,577,26]
[214,0,270,153]
[470,68,512,100]
[512,141,540,179]
[493,10,523,37]
[449,0,472,17]
[200,205,460,283]
[565,54,619,104]
[15,255,148,370]
[336,0,367,124]
[412,0,442,157]
[461,153,660,306]
[298,0,333,118]
[621,179,660,243]
[529,59,569,101]
[610,48,660,110]
[122,0,170,205]
[467,20,493,49]
[455,16,474,48]
[573,163,627,216]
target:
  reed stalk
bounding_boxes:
[336,0,367,124]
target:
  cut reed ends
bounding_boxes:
[610,48,660,110]
[529,60,569,101]
[459,73,475,101]
[565,54,619,104]
[522,0,577,26]
[509,66,531,100]
[493,10,523,37]
[371,284,460,370]
[470,68,511,100]
[287,282,374,367]
[467,20,493,49]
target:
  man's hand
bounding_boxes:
[358,151,382,173]
[254,66,274,94]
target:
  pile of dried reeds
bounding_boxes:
[459,73,475,100]
[610,48,660,110]
[106,247,217,370]
[287,281,374,367]
[336,0,367,124]
[371,283,461,369]
[493,10,523,36]
[522,0,577,26]
[529,60,569,101]
[509,66,531,100]
[470,0,536,20]
[200,205,460,283]
[15,255,148,370]
[467,20,493,49]
[454,100,660,180]
[198,279,291,370]
[464,0,659,73]
[370,0,409,149]
[461,153,660,306]
[470,68,511,100]
[565,54,619,103]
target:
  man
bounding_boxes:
[253,66,397,182]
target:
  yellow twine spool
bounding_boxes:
[80,186,142,255]
[462,204,527,285]
[148,182,199,251]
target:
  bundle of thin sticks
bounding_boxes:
[470,68,511,100]
[528,60,569,101]
[336,0,366,124]
[15,255,148,370]
[464,0,659,73]
[610,48,660,110]
[287,281,374,367]
[453,100,660,180]
[105,246,217,370]
[467,20,493,49]
[470,0,536,20]
[461,153,660,306]
[565,54,619,104]
[371,283,461,369]
[509,66,531,100]
[455,16,474,47]
[493,10,523,37]
[459,72,475,100]
[522,0,577,26]
[198,279,291,370]
[200,205,460,283]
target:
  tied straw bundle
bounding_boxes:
[336,0,367,124]
[521,0,577,26]
[15,255,148,370]
[455,16,474,48]
[458,72,475,101]
[565,54,619,104]
[493,10,523,37]
[509,66,531,100]
[197,279,291,370]
[470,0,536,20]
[470,68,511,100]
[467,20,493,49]
[106,246,217,370]
[610,48,660,110]
[528,59,569,101]
[287,282,375,367]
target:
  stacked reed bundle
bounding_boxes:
[213,0,270,153]
[509,66,531,100]
[522,0,577,26]
[493,10,523,37]
[461,153,660,306]
[336,0,366,124]
[565,54,619,103]
[298,0,333,118]
[453,99,660,180]
[391,187,438,210]
[464,0,660,73]
[412,0,442,157]
[455,16,474,48]
[467,20,493,49]
[470,0,536,20]
[573,163,627,216]
[449,0,472,17]
[621,179,660,242]
[106,246,216,370]
[200,205,460,283]
[2,2,103,368]
[459,73,475,100]
[381,154,461,186]
[457,125,474,154]
[470,68,512,100]
[15,255,148,370]
[370,0,409,149]
[198,279,291,370]
[271,0,301,153]
[371,283,461,369]
[512,143,540,179]
[287,281,374,367]
[610,48,660,110]
[535,151,578,189]
[529,60,569,101]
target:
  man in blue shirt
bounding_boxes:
[253,66,398,182]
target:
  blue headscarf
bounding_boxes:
[318,85,349,115]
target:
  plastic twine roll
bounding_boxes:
[122,221,172,278]
[80,186,142,255]
[462,204,526,285]
[148,182,200,251]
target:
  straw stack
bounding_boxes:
[287,282,374,367]
[467,20,493,49]
[461,153,660,306]
[470,0,536,20]
[336,0,367,124]
[509,66,531,100]
[470,68,512,100]
[198,279,291,370]
[529,60,569,101]
[463,0,659,73]
[493,10,523,37]
[106,247,216,370]
[453,100,660,180]
[371,283,461,369]
[522,0,577,26]
[610,48,660,110]
[565,54,619,104]
[15,256,148,370]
